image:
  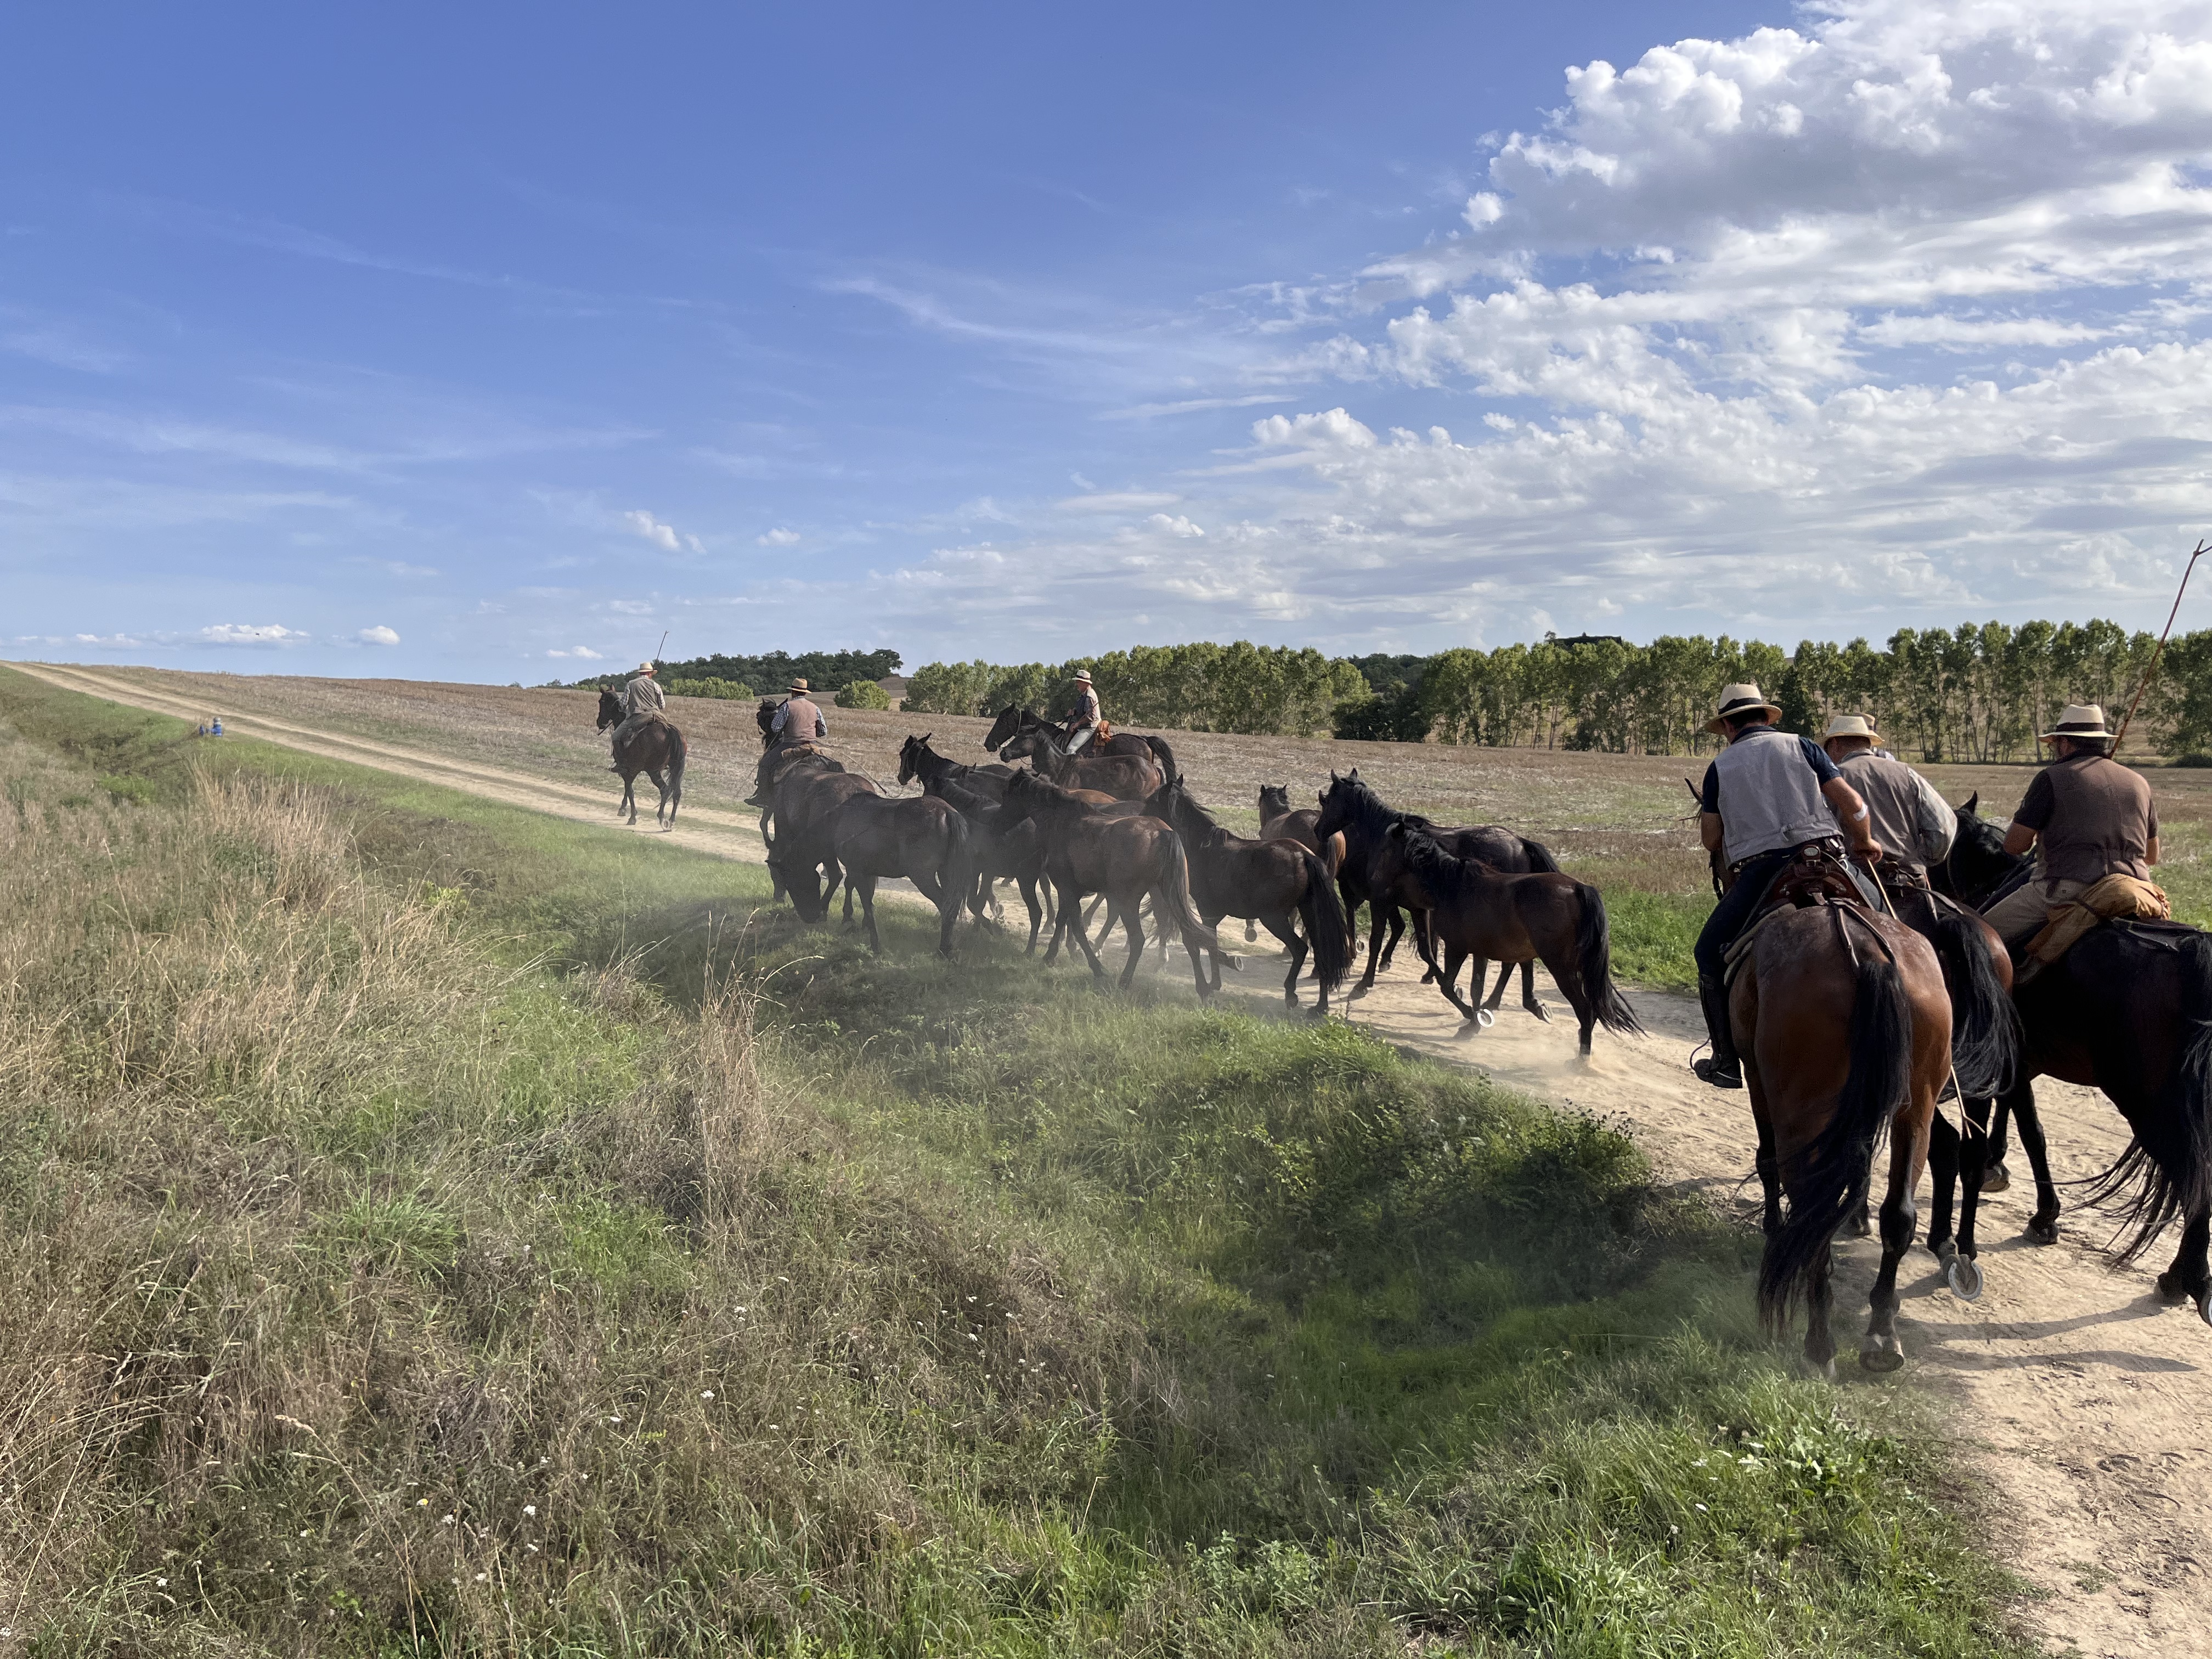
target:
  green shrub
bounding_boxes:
[835,678,892,710]
[665,676,754,700]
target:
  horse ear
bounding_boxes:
[1386,821,1404,839]
[1348,767,1361,781]
[1963,791,1979,816]
[1329,769,1340,783]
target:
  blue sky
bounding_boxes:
[8,0,2212,678]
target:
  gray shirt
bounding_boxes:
[622,675,666,717]
[1702,725,1842,867]
[1835,749,1954,874]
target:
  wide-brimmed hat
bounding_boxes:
[1071,669,1093,684]
[1821,714,1881,744]
[788,678,811,694]
[635,661,656,674]
[2039,703,2113,743]
[1706,682,1783,734]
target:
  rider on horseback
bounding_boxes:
[1820,714,1955,883]
[1979,702,2159,951]
[607,661,665,769]
[1693,684,1883,1089]
[742,677,830,807]
[1060,670,1101,757]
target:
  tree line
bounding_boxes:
[562,647,901,698]
[904,621,2212,759]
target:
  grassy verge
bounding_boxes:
[0,676,2030,1656]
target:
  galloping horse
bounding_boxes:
[1932,798,2212,1322]
[815,792,972,957]
[1731,860,1953,1374]
[897,733,1019,804]
[763,752,876,917]
[1254,783,1346,951]
[1313,770,1564,1009]
[983,705,1177,772]
[1146,777,1351,1014]
[921,772,1054,953]
[1373,823,1639,1052]
[997,720,1165,802]
[997,770,1221,995]
[595,689,686,828]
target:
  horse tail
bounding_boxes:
[1571,882,1642,1035]
[1928,909,2020,1098]
[2078,932,2212,1271]
[1142,733,1177,774]
[1297,849,1351,996]
[1520,836,1563,874]
[1757,951,1911,1332]
[1158,838,1220,956]
[665,724,686,821]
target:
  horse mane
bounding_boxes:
[1393,823,1479,900]
[1336,774,1422,837]
[1160,782,1228,848]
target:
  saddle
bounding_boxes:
[1721,844,1884,985]
[2017,874,2172,983]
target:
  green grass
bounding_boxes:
[0,669,2033,1656]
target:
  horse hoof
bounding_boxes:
[1347,984,1371,1001]
[1843,1212,1872,1240]
[1798,1355,1837,1384]
[1946,1255,1984,1303]
[1858,1333,1905,1373]
[1528,1002,1551,1024]
[1221,955,1246,973]
[1933,1239,1956,1271]
[1419,969,1435,984]
[1475,1007,1496,1029]
[1979,1161,2012,1194]
[2025,1218,2060,1246]
[2156,1269,2189,1304]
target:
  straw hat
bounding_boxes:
[2039,703,2113,743]
[1820,713,1881,744]
[1071,669,1093,684]
[635,661,656,675]
[788,678,811,694]
[1706,682,1783,735]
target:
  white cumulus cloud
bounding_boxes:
[757,527,802,546]
[198,623,308,646]
[623,509,681,551]
[546,645,605,659]
[357,624,400,645]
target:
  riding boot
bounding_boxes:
[1693,975,1743,1089]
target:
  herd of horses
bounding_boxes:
[596,694,2212,1377]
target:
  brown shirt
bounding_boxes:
[2012,751,2157,884]
[774,696,825,742]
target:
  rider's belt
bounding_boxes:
[1727,837,1841,878]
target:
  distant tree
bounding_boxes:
[835,679,891,710]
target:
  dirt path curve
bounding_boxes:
[18,660,2210,1655]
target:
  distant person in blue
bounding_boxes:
[210,716,223,737]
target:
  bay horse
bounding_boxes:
[996,770,1221,995]
[1930,797,2212,1322]
[921,771,1053,953]
[763,752,876,918]
[811,793,972,957]
[1731,862,1954,1373]
[997,721,1165,802]
[983,705,1177,772]
[897,733,1018,804]
[594,689,686,828]
[1254,783,1346,951]
[1375,823,1640,1052]
[1146,777,1350,1014]
[1313,770,1564,1010]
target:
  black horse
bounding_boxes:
[898,732,1018,804]
[594,689,686,828]
[1313,769,1565,1007]
[1931,794,2212,1322]
[981,706,1177,774]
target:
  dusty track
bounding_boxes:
[14,659,2211,1655]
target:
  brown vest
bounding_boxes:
[778,696,822,741]
[2038,753,2154,884]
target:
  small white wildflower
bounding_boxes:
[299,1529,311,1538]
[734,1306,747,1314]
[700,1390,715,1401]
[769,1423,781,1430]
[474,1572,489,1583]
[441,1514,456,1525]
[1694,1503,1708,1513]
[522,1504,537,1517]
[155,1577,168,1587]
[526,1543,539,1554]
[966,1296,976,1303]
[608,1415,622,1424]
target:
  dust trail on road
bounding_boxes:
[13,658,2210,1656]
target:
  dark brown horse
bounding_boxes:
[1148,777,1350,1013]
[810,793,972,957]
[1730,871,1952,1373]
[997,770,1221,995]
[1376,823,1639,1052]
[897,733,1018,804]
[763,752,876,916]
[997,721,1165,802]
[921,771,1054,952]
[1252,783,1345,950]
[595,689,687,828]
[1314,769,1564,1010]
[983,705,1176,771]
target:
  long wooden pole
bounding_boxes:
[2112,539,2209,754]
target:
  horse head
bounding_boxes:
[1257,783,1290,821]
[1315,771,1361,840]
[897,733,928,786]
[1940,793,2025,906]
[754,698,779,749]
[595,687,622,732]
[982,705,1027,755]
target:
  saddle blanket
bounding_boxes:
[2020,873,2171,970]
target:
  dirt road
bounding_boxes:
[14,659,2210,1655]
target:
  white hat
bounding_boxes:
[2039,703,2113,742]
[1072,669,1093,683]
[636,661,656,674]
[1821,714,1881,743]
[1706,682,1782,735]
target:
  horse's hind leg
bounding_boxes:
[857,877,883,955]
[1948,1096,1994,1300]
[1804,1239,1838,1379]
[1925,1110,1961,1264]
[2007,1081,2062,1244]
[1351,902,1389,997]
[2155,1209,2212,1324]
[1268,913,1304,1007]
[1980,1093,2014,1191]
[1519,960,1548,1022]
[1019,878,1043,953]
[1860,1124,1922,1373]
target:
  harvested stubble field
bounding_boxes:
[0,662,2062,1658]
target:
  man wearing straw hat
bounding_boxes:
[1059,668,1102,757]
[1691,684,1883,1088]
[1980,703,2159,951]
[743,676,830,808]
[1819,714,1956,884]
[607,659,667,767]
